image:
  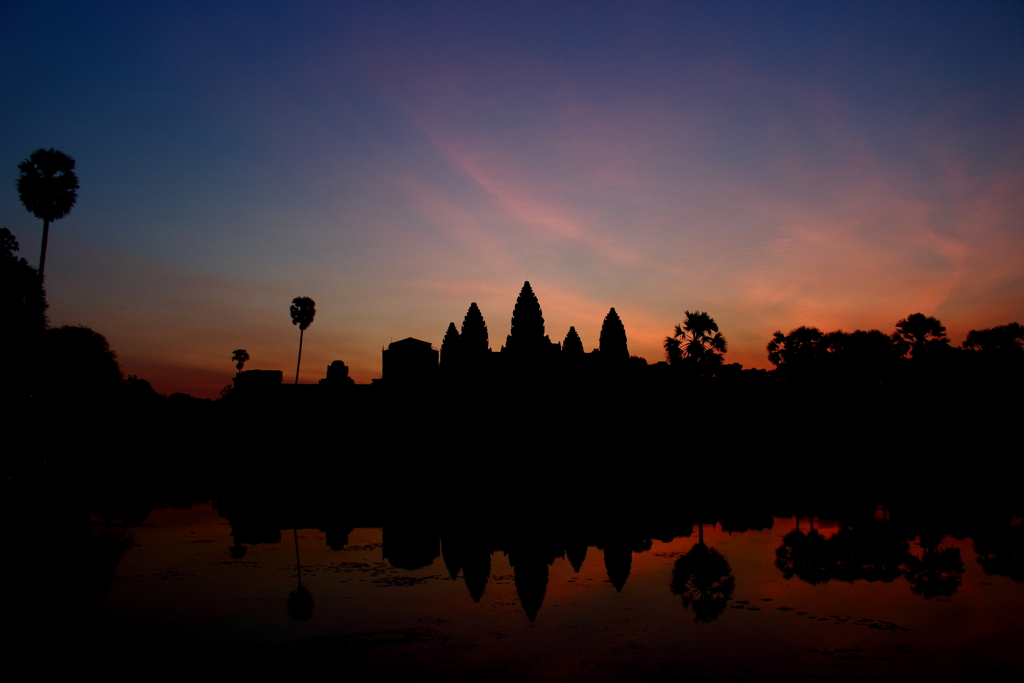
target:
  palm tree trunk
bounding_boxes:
[294,528,302,585]
[38,218,49,279]
[295,328,304,384]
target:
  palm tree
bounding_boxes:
[893,313,949,358]
[664,310,727,366]
[17,149,79,279]
[289,297,315,384]
[231,349,249,374]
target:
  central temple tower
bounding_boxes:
[503,281,559,356]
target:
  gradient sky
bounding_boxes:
[2,1,1022,397]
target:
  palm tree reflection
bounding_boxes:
[287,529,314,621]
[670,526,735,623]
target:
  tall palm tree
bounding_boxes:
[664,310,727,365]
[289,297,315,384]
[893,312,949,358]
[231,349,249,374]
[17,149,79,279]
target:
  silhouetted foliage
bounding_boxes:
[599,308,629,362]
[17,148,79,279]
[665,311,726,371]
[562,326,584,355]
[775,523,967,600]
[670,543,735,622]
[973,525,1024,581]
[0,228,47,397]
[289,296,315,384]
[904,546,964,600]
[124,375,163,403]
[767,326,824,371]
[231,349,249,372]
[0,228,47,329]
[460,302,489,354]
[964,323,1023,358]
[893,313,950,359]
[775,530,834,585]
[819,329,898,385]
[39,325,124,401]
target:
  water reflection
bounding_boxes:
[287,528,315,621]
[19,478,1024,680]
[670,523,736,622]
[974,524,1024,581]
[774,519,967,598]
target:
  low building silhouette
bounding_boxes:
[382,337,438,385]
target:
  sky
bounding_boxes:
[2,1,1022,397]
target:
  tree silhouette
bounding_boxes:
[963,322,1023,357]
[289,297,315,384]
[665,311,726,367]
[766,326,825,381]
[40,325,124,401]
[0,228,48,398]
[460,302,489,354]
[562,326,584,355]
[599,308,629,362]
[0,229,47,330]
[820,329,898,385]
[17,149,79,279]
[231,349,249,373]
[893,313,949,358]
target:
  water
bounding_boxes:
[81,502,1023,681]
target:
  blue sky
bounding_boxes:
[2,1,1021,395]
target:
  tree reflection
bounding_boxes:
[774,521,966,599]
[904,542,964,600]
[973,524,1024,582]
[670,538,735,623]
[287,529,314,621]
[775,529,835,585]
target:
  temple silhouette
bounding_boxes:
[230,280,744,399]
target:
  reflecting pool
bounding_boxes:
[81,502,1023,681]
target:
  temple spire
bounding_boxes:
[599,307,629,362]
[510,281,545,341]
[505,281,554,354]
[563,326,584,355]
[440,322,461,369]
[461,302,490,354]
